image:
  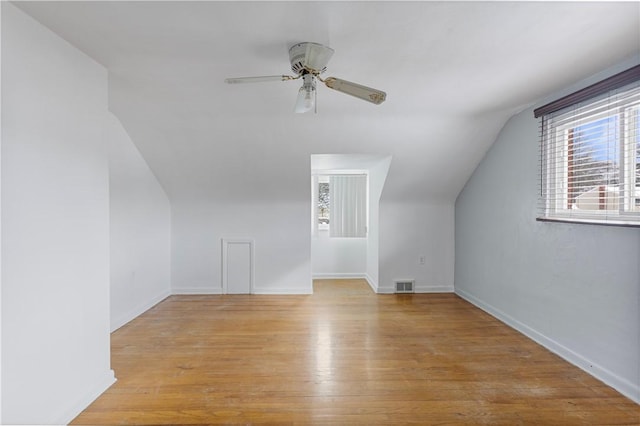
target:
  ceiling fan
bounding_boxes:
[225,42,387,113]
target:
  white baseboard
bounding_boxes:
[111,288,171,332]
[53,369,116,425]
[415,284,454,293]
[455,288,640,404]
[173,287,313,295]
[253,287,313,295]
[312,273,368,280]
[172,287,223,295]
[377,283,454,294]
[364,274,378,293]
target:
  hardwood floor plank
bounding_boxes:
[72,280,639,425]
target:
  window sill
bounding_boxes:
[537,216,640,228]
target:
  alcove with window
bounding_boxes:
[310,154,391,289]
[313,173,368,237]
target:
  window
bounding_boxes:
[317,177,330,230]
[313,173,367,237]
[536,65,640,226]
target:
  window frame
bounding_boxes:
[311,170,369,237]
[536,65,640,227]
[317,176,330,231]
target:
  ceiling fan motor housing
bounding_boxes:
[289,42,335,75]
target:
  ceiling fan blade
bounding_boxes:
[225,75,291,84]
[323,77,386,105]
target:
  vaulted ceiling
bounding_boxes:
[15,1,640,203]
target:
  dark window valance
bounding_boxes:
[534,64,640,118]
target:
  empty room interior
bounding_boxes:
[2,1,640,424]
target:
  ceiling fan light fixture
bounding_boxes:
[294,73,316,113]
[294,86,315,113]
[289,42,334,75]
[304,42,335,73]
[226,42,386,112]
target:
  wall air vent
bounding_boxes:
[394,280,415,294]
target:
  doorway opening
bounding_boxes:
[310,154,391,293]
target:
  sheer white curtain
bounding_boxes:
[329,175,367,238]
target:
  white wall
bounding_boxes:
[172,201,312,294]
[378,201,455,293]
[108,113,171,331]
[312,234,367,278]
[1,3,115,423]
[455,59,640,403]
[366,157,391,289]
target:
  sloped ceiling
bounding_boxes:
[14,1,640,203]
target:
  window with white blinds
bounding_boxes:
[329,174,367,238]
[311,173,368,237]
[536,65,640,226]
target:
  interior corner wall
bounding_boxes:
[378,201,455,293]
[455,60,640,403]
[172,201,312,294]
[108,113,171,331]
[1,3,115,423]
[366,157,392,290]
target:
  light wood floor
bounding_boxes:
[73,279,639,425]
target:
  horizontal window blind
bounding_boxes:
[538,74,640,227]
[329,174,367,238]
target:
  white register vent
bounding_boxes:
[394,280,415,294]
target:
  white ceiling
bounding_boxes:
[14,1,640,203]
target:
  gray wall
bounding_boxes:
[380,201,455,293]
[455,60,640,402]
